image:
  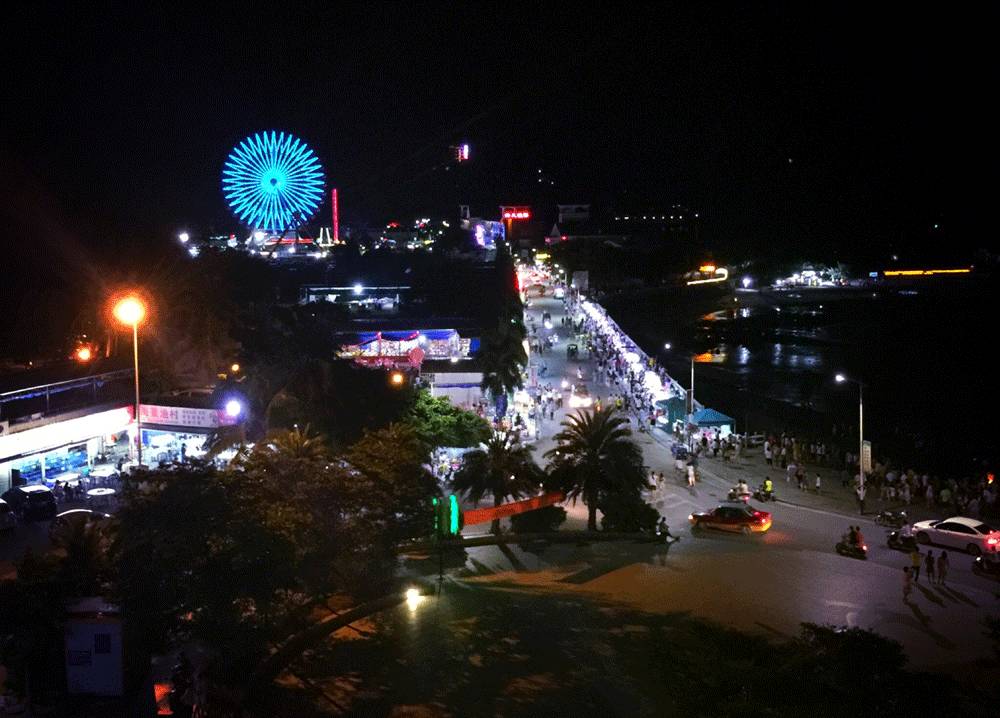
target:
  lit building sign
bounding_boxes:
[500,206,531,220]
[139,404,239,429]
[882,268,971,277]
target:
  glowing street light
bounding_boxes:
[113,295,147,467]
[225,399,243,418]
[75,346,93,362]
[835,373,867,507]
[390,370,405,387]
[664,342,672,350]
[353,283,364,295]
[178,232,190,243]
[230,363,241,373]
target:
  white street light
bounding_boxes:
[178,232,190,243]
[835,373,866,508]
[225,399,242,418]
[664,342,672,350]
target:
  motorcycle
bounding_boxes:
[752,485,776,502]
[835,538,868,560]
[972,553,1000,579]
[727,486,752,503]
[886,529,917,552]
[875,510,908,528]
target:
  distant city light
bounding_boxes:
[225,399,242,418]
[353,283,364,294]
[664,343,672,350]
[835,373,847,383]
[742,276,752,288]
[230,363,240,373]
[178,232,190,243]
[75,346,93,362]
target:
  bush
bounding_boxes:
[598,492,659,533]
[509,506,567,534]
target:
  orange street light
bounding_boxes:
[230,363,241,373]
[390,370,405,387]
[75,345,93,362]
[113,296,146,326]
[113,295,147,467]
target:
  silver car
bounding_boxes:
[911,516,1000,556]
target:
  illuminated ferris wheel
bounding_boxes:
[222,131,325,232]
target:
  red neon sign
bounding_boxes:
[502,209,531,220]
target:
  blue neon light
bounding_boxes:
[222,131,325,231]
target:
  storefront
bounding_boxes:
[136,403,241,465]
[0,406,133,492]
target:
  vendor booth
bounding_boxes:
[690,408,735,440]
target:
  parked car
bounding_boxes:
[48,508,113,542]
[911,516,1000,555]
[1,485,58,521]
[689,502,772,535]
[0,499,17,533]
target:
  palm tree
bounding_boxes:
[544,406,647,531]
[451,432,542,533]
[478,312,528,411]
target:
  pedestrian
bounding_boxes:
[924,550,935,584]
[856,483,866,514]
[657,471,664,488]
[909,548,921,582]
[687,462,696,487]
[903,567,913,600]
[764,441,773,466]
[936,551,949,585]
[814,473,822,494]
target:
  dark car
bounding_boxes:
[0,499,16,533]
[689,502,772,535]
[1,485,58,521]
[48,508,113,542]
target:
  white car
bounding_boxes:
[911,516,999,555]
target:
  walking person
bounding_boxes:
[936,551,949,585]
[909,547,922,582]
[856,483,866,515]
[814,473,822,494]
[924,550,936,584]
[903,567,913,601]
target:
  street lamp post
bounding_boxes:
[114,296,146,467]
[836,373,866,502]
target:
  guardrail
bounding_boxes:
[0,369,134,422]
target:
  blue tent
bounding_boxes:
[690,408,734,427]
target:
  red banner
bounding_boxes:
[463,492,565,526]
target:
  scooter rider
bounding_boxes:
[762,477,773,496]
[737,479,750,496]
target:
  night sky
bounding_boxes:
[2,4,992,265]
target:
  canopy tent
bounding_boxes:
[655,397,688,424]
[690,408,734,427]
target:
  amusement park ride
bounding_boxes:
[222,131,327,258]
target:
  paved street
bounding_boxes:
[450,283,1000,672]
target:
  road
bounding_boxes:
[452,280,1000,672]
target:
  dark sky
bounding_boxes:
[2,3,993,264]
